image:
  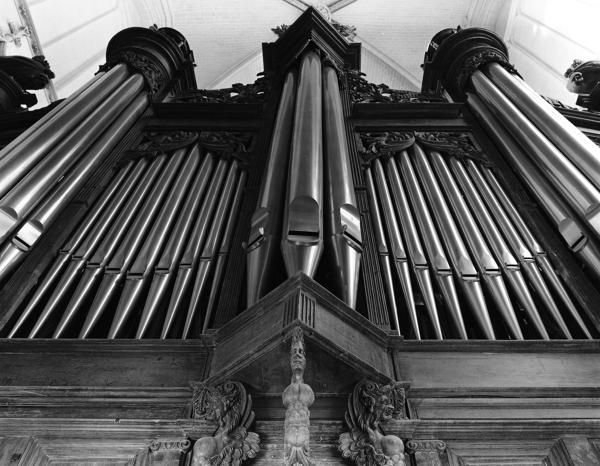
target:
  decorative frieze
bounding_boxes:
[339,379,407,465]
[189,381,260,465]
[171,75,269,104]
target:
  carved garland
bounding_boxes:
[189,381,260,466]
[171,74,269,104]
[117,50,165,96]
[339,379,407,466]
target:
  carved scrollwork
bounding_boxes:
[359,132,415,163]
[339,379,407,466]
[172,75,269,104]
[405,440,446,452]
[120,131,199,164]
[452,50,518,99]
[190,381,260,466]
[197,131,253,159]
[116,50,165,96]
[149,439,192,452]
[347,70,445,104]
[414,131,487,163]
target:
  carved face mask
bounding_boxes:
[290,341,306,372]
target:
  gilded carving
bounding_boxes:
[339,379,407,465]
[190,381,260,466]
[283,326,315,465]
[347,70,445,104]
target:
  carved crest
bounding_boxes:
[339,379,407,466]
[347,70,445,104]
[190,381,260,466]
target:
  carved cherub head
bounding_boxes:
[290,327,307,374]
[565,59,600,95]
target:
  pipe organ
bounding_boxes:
[0,9,599,465]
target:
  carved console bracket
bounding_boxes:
[188,380,260,465]
[339,379,409,465]
[406,440,447,465]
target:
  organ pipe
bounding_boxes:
[485,62,600,192]
[281,50,323,278]
[398,151,468,339]
[246,71,296,306]
[470,71,600,238]
[0,74,144,244]
[322,65,362,309]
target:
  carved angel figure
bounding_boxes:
[191,381,260,466]
[339,379,406,466]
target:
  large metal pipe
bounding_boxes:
[203,171,247,333]
[0,65,129,200]
[386,155,443,339]
[0,93,148,283]
[364,167,401,335]
[372,159,419,339]
[136,149,215,339]
[107,148,200,339]
[246,71,296,306]
[80,151,185,338]
[323,65,362,309]
[451,158,550,339]
[161,159,228,339]
[479,167,592,339]
[49,156,167,338]
[26,160,149,338]
[486,62,600,192]
[398,151,467,339]
[470,71,600,237]
[0,74,145,244]
[429,150,522,339]
[7,162,135,337]
[183,162,239,339]
[281,50,323,278]
[467,93,600,281]
[412,144,496,339]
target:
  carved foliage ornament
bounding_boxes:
[171,74,269,104]
[339,379,407,466]
[347,70,446,104]
[190,381,260,466]
[414,131,486,163]
[451,50,518,98]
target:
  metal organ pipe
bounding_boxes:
[281,50,324,278]
[398,151,468,339]
[412,144,496,339]
[0,64,129,200]
[0,74,145,245]
[467,93,600,281]
[322,65,362,309]
[0,93,148,282]
[470,71,600,238]
[485,62,600,192]
[246,71,296,306]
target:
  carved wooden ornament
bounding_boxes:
[190,381,260,466]
[339,379,407,466]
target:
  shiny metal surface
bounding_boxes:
[81,151,185,339]
[386,155,442,339]
[203,171,247,333]
[246,71,296,306]
[398,150,467,339]
[412,144,495,339]
[0,74,144,244]
[281,50,323,278]
[9,94,148,255]
[27,160,149,338]
[183,162,239,339]
[107,148,199,339]
[486,62,600,192]
[471,71,600,237]
[136,149,215,339]
[161,160,228,339]
[49,157,166,338]
[323,65,362,309]
[0,65,128,200]
[365,167,401,335]
[7,162,135,337]
[451,158,544,339]
[373,159,419,339]
[467,93,600,281]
